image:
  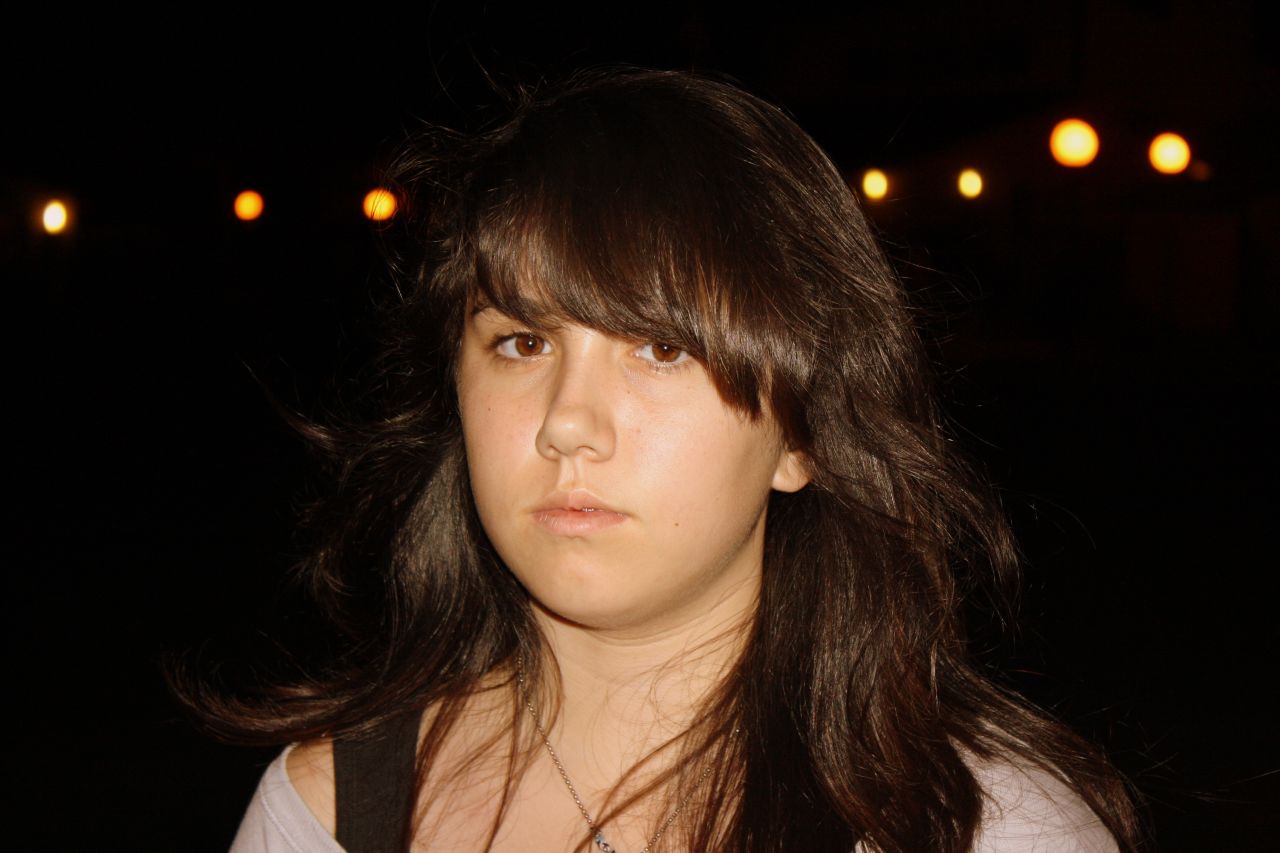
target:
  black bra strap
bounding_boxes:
[333,711,422,853]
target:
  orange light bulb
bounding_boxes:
[958,169,983,198]
[1050,119,1099,167]
[861,169,889,200]
[363,188,398,221]
[42,200,69,234]
[1149,133,1191,175]
[234,190,264,221]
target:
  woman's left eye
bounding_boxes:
[493,332,551,359]
[636,342,690,368]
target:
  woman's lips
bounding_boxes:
[531,507,628,536]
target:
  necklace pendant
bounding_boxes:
[594,831,617,853]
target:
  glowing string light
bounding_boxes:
[1149,133,1191,174]
[235,190,264,221]
[42,200,69,234]
[861,169,889,200]
[1050,119,1099,167]
[363,188,398,221]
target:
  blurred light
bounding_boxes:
[1149,132,1191,174]
[234,190,264,221]
[42,200,69,234]
[861,169,889,200]
[1189,160,1213,182]
[1050,119,1099,167]
[957,169,983,198]
[363,188,398,221]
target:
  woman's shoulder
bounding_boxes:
[969,753,1118,852]
[285,739,337,831]
[229,742,342,853]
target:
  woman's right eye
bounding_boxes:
[493,332,551,359]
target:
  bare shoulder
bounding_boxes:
[970,756,1118,852]
[286,739,336,834]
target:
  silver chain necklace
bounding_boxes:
[516,666,722,853]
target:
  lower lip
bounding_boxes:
[531,508,628,536]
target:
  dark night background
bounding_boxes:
[8,2,1278,850]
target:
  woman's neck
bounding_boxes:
[528,571,757,793]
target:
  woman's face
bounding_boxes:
[456,299,809,635]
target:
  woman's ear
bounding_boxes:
[771,448,811,493]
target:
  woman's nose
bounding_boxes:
[534,345,617,464]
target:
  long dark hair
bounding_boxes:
[175,69,1140,851]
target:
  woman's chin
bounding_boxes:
[527,588,656,634]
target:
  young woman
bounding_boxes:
[196,69,1140,852]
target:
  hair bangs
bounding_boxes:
[462,94,818,423]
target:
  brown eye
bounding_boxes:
[653,344,682,363]
[495,333,550,359]
[514,334,543,357]
[637,342,690,368]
